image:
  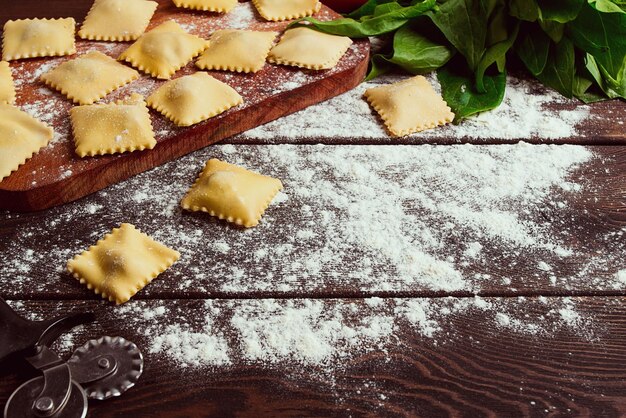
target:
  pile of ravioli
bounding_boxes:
[2,0,455,305]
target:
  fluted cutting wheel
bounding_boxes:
[3,377,87,418]
[68,336,143,400]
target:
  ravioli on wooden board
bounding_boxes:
[147,72,243,126]
[70,94,156,157]
[252,0,321,21]
[41,51,139,105]
[0,61,15,104]
[118,20,208,79]
[196,30,278,73]
[0,104,53,181]
[172,0,237,12]
[267,27,352,70]
[78,0,158,41]
[2,18,76,61]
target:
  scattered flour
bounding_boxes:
[225,2,257,29]
[3,143,623,297]
[48,296,599,369]
[614,270,626,289]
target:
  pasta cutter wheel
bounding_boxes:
[1,297,143,418]
[67,336,143,400]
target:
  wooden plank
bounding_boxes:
[0,1,369,211]
[1,297,626,417]
[1,144,624,300]
[230,73,626,146]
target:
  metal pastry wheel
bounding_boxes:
[1,298,143,418]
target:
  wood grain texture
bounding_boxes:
[0,1,369,211]
[0,145,624,300]
[2,297,626,417]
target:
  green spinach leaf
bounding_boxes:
[568,2,626,80]
[515,24,551,75]
[509,0,539,21]
[438,62,507,121]
[537,0,584,23]
[476,22,519,92]
[378,24,455,73]
[535,38,576,97]
[426,0,493,71]
[298,0,436,37]
[538,19,564,42]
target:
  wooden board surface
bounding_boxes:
[1,144,624,300]
[0,1,369,211]
[2,297,626,418]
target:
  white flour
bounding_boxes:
[15,295,600,369]
[2,143,623,297]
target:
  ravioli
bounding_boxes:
[196,30,277,73]
[40,51,140,105]
[0,61,15,104]
[252,0,321,21]
[267,27,352,70]
[0,104,53,181]
[172,0,237,12]
[364,75,455,136]
[181,159,283,228]
[78,0,158,41]
[118,20,208,79]
[147,72,243,126]
[67,223,180,304]
[2,18,76,61]
[70,94,156,157]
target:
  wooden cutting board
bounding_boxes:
[0,1,369,212]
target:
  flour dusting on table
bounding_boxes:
[9,296,599,370]
[2,143,623,298]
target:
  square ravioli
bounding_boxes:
[41,51,140,105]
[147,72,243,126]
[0,104,53,181]
[119,20,208,79]
[78,0,158,41]
[196,30,277,73]
[67,223,180,304]
[0,61,15,104]
[252,0,321,21]
[2,18,76,61]
[70,94,156,157]
[364,75,455,136]
[181,159,283,228]
[172,0,237,12]
[267,27,352,70]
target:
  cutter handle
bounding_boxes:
[0,297,95,362]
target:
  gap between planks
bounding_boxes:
[5,289,626,302]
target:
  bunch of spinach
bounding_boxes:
[298,0,626,121]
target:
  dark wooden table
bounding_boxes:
[2,1,626,417]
